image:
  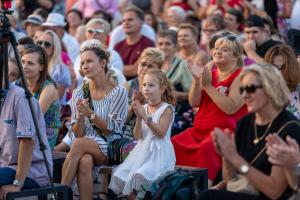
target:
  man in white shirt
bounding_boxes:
[73,18,127,87]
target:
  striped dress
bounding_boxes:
[71,84,128,154]
[70,83,128,193]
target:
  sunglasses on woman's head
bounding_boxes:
[87,28,104,35]
[239,84,263,95]
[37,40,52,48]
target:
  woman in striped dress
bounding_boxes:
[61,40,128,200]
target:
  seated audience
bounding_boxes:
[61,40,128,200]
[200,63,300,199]
[177,23,209,66]
[0,81,53,198]
[37,30,71,106]
[113,5,155,79]
[157,29,194,135]
[109,69,176,199]
[264,44,300,119]
[23,14,44,39]
[123,47,164,139]
[172,35,248,186]
[8,58,20,83]
[21,45,60,150]
[266,133,300,195]
[243,15,281,63]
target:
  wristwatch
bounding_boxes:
[295,162,300,176]
[13,179,24,188]
[239,164,250,174]
[146,116,153,124]
[89,111,96,120]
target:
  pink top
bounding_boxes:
[75,0,118,18]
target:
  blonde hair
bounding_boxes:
[41,30,62,73]
[144,69,175,105]
[264,44,300,92]
[139,47,165,69]
[214,36,244,67]
[240,63,290,109]
[86,18,110,34]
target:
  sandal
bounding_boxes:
[117,195,129,200]
[96,192,109,200]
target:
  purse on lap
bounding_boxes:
[227,120,300,196]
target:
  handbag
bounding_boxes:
[82,82,134,165]
[227,120,300,196]
[289,190,300,200]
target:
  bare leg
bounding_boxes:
[61,137,107,186]
[129,191,137,200]
[78,154,94,200]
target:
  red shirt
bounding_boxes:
[114,35,155,66]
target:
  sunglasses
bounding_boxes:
[37,40,52,49]
[87,28,104,35]
[239,84,263,95]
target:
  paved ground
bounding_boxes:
[13,175,103,200]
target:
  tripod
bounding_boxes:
[0,5,58,200]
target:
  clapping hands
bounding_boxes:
[187,61,212,87]
[76,98,93,118]
[266,135,300,169]
[212,128,238,161]
[132,91,147,119]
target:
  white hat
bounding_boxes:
[42,13,66,27]
[23,14,44,26]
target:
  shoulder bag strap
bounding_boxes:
[250,120,300,165]
[82,82,107,141]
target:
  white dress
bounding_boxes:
[109,102,176,195]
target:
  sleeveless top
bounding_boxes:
[193,65,248,135]
[33,80,61,150]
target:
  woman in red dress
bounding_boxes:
[172,35,248,186]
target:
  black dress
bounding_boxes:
[198,109,300,200]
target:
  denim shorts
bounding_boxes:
[0,167,40,189]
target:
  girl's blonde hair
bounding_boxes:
[240,63,290,109]
[143,69,176,105]
[41,30,62,73]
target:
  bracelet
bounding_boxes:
[294,184,300,192]
[77,121,84,127]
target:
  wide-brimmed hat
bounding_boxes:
[42,13,66,27]
[23,14,44,26]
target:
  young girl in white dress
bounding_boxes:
[109,69,176,199]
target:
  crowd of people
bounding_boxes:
[1,0,300,200]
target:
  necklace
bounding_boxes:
[253,119,273,145]
[148,101,162,107]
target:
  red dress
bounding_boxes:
[171,66,248,181]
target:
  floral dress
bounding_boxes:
[33,80,61,150]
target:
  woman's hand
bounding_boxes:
[201,67,212,87]
[266,135,300,169]
[76,98,93,118]
[212,128,238,161]
[187,61,204,83]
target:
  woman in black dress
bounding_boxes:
[200,63,300,200]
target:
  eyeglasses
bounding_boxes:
[202,29,217,34]
[37,40,52,49]
[87,28,104,35]
[239,84,263,95]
